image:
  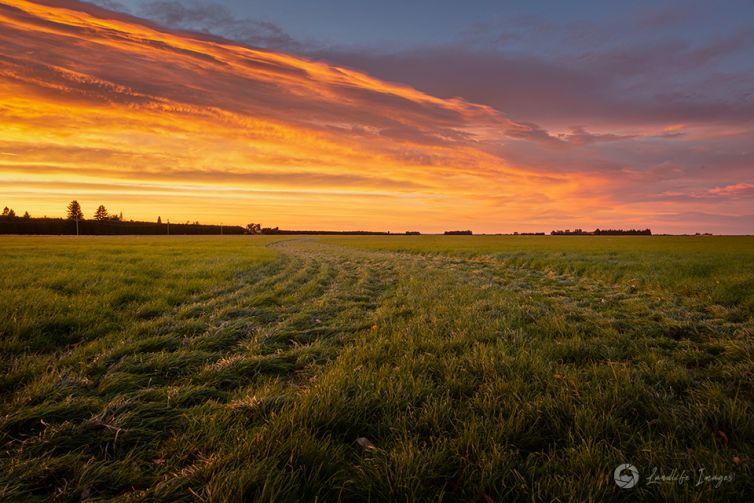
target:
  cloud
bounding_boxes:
[505,121,561,145]
[504,124,636,147]
[136,0,302,51]
[83,0,754,131]
[309,2,754,133]
[708,183,754,198]
[319,44,754,130]
[558,126,637,146]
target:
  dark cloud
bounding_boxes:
[305,5,754,129]
[504,124,635,147]
[90,0,127,11]
[134,0,301,51]
[317,45,754,129]
[505,121,561,145]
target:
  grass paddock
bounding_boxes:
[1,235,752,501]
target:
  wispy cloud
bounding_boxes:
[708,183,754,197]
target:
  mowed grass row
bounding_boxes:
[326,235,754,316]
[0,235,752,501]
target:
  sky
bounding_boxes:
[1,0,753,233]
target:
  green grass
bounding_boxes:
[1,235,752,502]
[327,235,754,315]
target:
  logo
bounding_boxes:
[614,463,640,489]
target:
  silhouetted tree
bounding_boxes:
[22,211,30,219]
[94,204,109,221]
[246,223,262,234]
[157,216,162,224]
[67,200,84,220]
[1,207,9,216]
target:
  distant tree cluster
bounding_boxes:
[551,228,652,235]
[405,231,421,235]
[513,232,546,235]
[245,223,262,234]
[444,230,473,235]
[2,207,33,218]
[63,201,124,222]
[594,228,651,235]
[550,228,590,235]
[245,224,390,235]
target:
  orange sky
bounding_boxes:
[1,0,752,233]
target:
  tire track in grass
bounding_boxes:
[146,240,406,499]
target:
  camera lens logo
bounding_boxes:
[614,463,639,489]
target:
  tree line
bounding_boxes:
[2,201,655,237]
[245,224,390,235]
[550,228,652,235]
[0,201,244,235]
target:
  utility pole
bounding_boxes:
[220,222,223,235]
[167,219,170,235]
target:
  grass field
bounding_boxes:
[1,235,752,501]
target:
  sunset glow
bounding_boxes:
[1,0,752,233]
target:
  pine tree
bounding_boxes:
[94,204,109,221]
[66,200,84,220]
